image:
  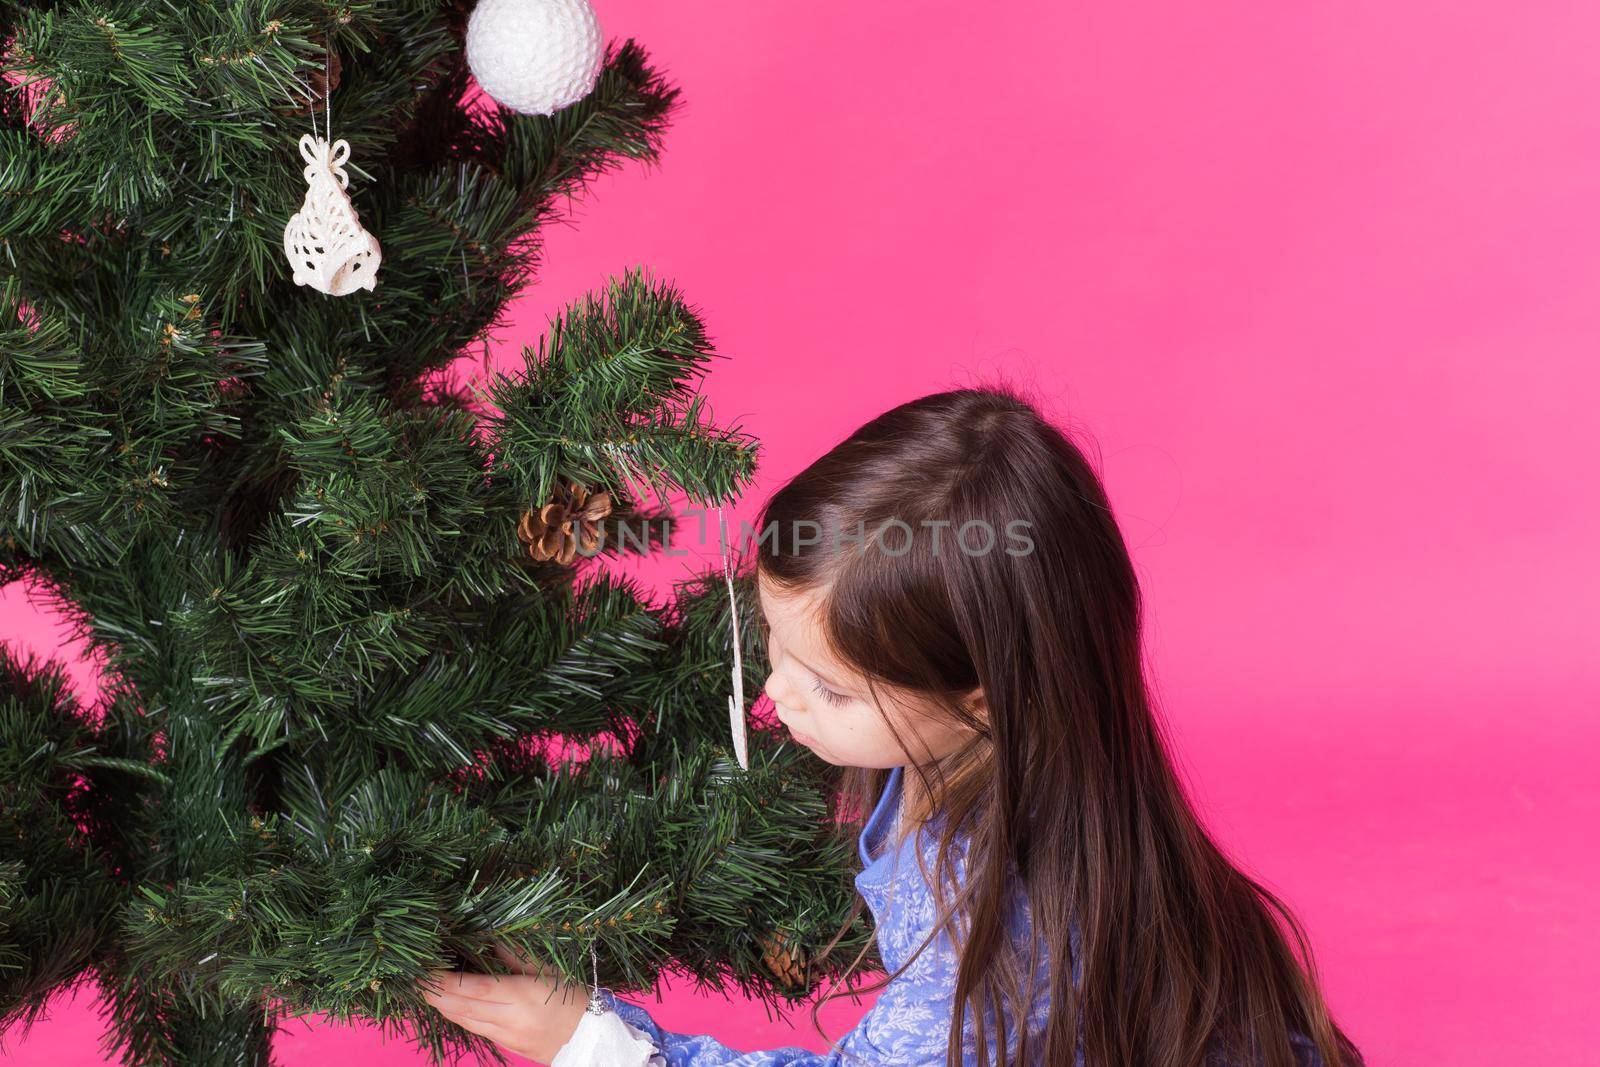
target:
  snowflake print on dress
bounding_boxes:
[598,765,1325,1065]
[599,765,1053,1065]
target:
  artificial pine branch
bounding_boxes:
[485,267,759,509]
[0,646,155,1042]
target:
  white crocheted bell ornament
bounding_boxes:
[467,0,603,116]
[282,134,381,296]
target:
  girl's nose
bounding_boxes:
[762,669,794,710]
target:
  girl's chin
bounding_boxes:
[793,736,840,763]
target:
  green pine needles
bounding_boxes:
[0,4,868,1063]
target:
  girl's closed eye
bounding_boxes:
[810,677,850,706]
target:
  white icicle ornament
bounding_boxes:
[719,507,750,771]
[283,134,382,296]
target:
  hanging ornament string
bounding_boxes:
[283,33,382,297]
[548,941,665,1066]
[551,516,749,1063]
[548,500,750,1062]
[307,33,331,144]
[719,506,750,771]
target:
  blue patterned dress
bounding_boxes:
[598,765,1327,1066]
[598,764,1055,1064]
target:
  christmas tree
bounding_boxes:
[0,4,867,1063]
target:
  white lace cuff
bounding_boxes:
[549,988,667,1067]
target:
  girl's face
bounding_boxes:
[756,574,976,769]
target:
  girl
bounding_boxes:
[423,385,1364,1067]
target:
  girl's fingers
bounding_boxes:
[493,941,566,982]
[427,992,521,1030]
[423,970,518,1004]
[432,1005,518,1048]
[493,942,536,974]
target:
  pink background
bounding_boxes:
[6,1,1598,1063]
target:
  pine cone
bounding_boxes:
[517,479,613,564]
[759,931,808,989]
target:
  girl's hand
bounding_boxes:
[421,945,591,1065]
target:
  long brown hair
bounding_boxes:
[753,383,1363,1067]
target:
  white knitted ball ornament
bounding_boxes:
[466,0,603,116]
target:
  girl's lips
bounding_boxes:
[787,726,815,746]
